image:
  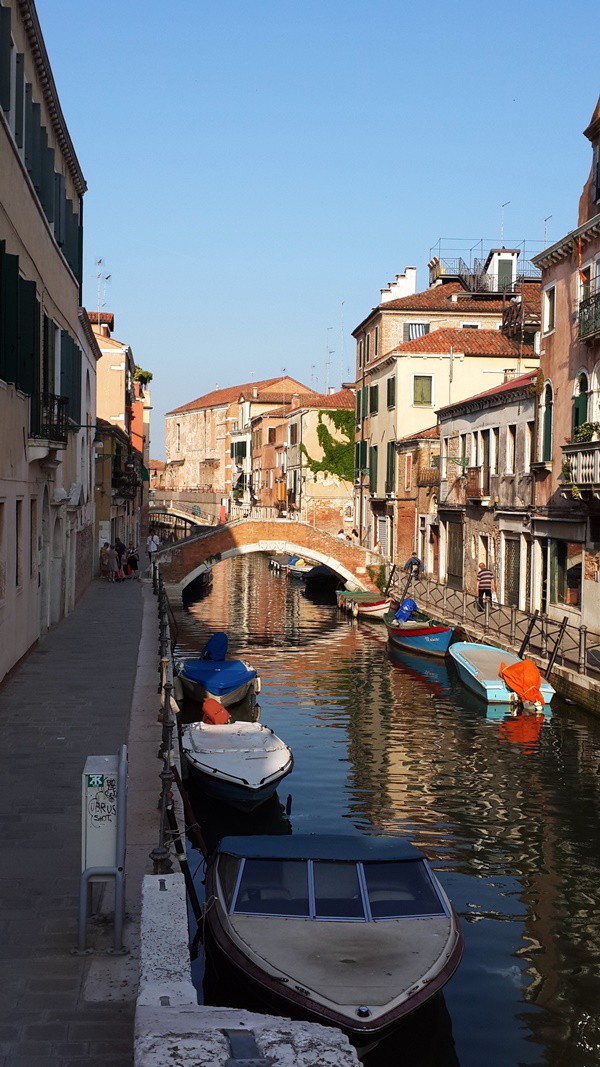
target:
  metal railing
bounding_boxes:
[29,391,68,442]
[400,575,600,679]
[579,290,600,341]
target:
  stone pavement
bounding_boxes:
[0,578,145,1067]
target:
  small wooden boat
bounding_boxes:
[448,642,554,708]
[384,601,454,657]
[203,834,462,1043]
[337,590,392,619]
[181,722,293,811]
[178,632,260,707]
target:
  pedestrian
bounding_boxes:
[106,544,119,583]
[146,530,159,558]
[476,562,495,611]
[115,537,126,567]
[351,528,359,545]
[99,542,109,578]
[337,528,346,540]
[404,552,424,578]
[127,546,139,579]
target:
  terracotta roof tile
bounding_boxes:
[397,424,439,443]
[166,376,312,416]
[388,327,535,358]
[149,458,166,470]
[437,370,537,415]
[291,388,356,411]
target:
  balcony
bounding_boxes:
[418,468,440,488]
[466,465,490,500]
[562,440,600,495]
[579,289,600,342]
[29,392,69,444]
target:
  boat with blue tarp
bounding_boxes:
[203,833,463,1044]
[178,632,260,707]
[384,598,455,657]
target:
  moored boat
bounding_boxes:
[203,834,463,1043]
[448,642,554,709]
[337,590,392,619]
[181,721,293,811]
[384,599,454,657]
[178,632,260,707]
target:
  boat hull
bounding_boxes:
[184,760,290,811]
[386,622,454,657]
[448,642,555,707]
[204,885,463,1043]
[179,673,255,708]
[182,723,293,812]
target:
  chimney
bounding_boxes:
[252,386,258,399]
[380,266,417,303]
[291,393,300,410]
[328,386,335,395]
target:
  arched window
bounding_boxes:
[542,382,553,462]
[572,372,589,434]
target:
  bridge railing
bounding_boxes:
[228,504,299,522]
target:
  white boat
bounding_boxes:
[448,642,554,708]
[181,721,293,811]
[204,834,463,1043]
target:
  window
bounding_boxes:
[579,264,592,304]
[289,423,298,446]
[374,326,379,358]
[359,439,367,471]
[459,433,467,466]
[369,445,378,493]
[549,540,582,607]
[358,340,363,368]
[544,285,556,333]
[365,333,370,364]
[491,427,499,474]
[267,427,276,444]
[506,424,516,474]
[29,498,37,578]
[385,441,396,494]
[413,375,433,406]
[461,322,480,329]
[525,421,534,473]
[15,498,22,587]
[175,423,180,452]
[313,861,364,920]
[363,861,444,919]
[362,385,368,420]
[542,382,553,462]
[356,391,361,425]
[386,375,395,409]
[403,322,430,342]
[233,859,309,917]
[369,384,379,415]
[404,453,412,492]
[573,372,588,434]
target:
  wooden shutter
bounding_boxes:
[543,388,553,462]
[369,384,378,414]
[0,248,19,384]
[387,375,395,408]
[0,4,10,113]
[14,54,24,147]
[403,323,410,343]
[17,277,38,395]
[30,102,42,192]
[54,173,65,246]
[24,83,33,169]
[356,390,361,423]
[386,441,396,492]
[369,445,378,491]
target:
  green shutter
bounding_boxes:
[362,386,367,417]
[24,83,33,170]
[30,102,42,192]
[355,442,359,471]
[543,388,553,462]
[360,439,367,471]
[386,442,396,492]
[14,54,24,147]
[356,390,361,423]
[0,4,10,113]
[17,277,38,395]
[387,375,395,408]
[370,384,378,414]
[414,375,432,405]
[1,248,19,384]
[369,445,378,492]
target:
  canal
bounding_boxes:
[170,553,600,1067]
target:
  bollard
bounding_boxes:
[578,626,588,675]
[510,605,517,645]
[541,614,549,658]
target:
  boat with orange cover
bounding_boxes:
[448,642,554,709]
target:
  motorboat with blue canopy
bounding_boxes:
[384,599,455,657]
[178,632,260,707]
[204,833,463,1042]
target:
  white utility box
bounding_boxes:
[81,754,119,873]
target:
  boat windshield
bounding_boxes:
[229,856,446,920]
[363,861,445,918]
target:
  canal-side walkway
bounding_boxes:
[0,578,145,1067]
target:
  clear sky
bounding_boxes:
[37,0,599,458]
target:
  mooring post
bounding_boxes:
[510,605,517,645]
[541,614,549,658]
[578,626,588,675]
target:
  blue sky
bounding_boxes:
[37,0,599,458]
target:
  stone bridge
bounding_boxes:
[156,519,384,594]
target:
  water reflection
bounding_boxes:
[173,553,600,1067]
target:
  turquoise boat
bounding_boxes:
[448,642,554,709]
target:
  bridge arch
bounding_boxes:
[156,519,382,595]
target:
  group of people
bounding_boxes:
[99,538,139,582]
[337,528,360,543]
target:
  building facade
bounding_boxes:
[530,97,600,629]
[394,426,440,571]
[285,389,356,535]
[0,0,98,681]
[353,258,540,559]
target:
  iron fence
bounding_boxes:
[395,576,600,680]
[29,391,68,442]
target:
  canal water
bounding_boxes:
[171,553,600,1067]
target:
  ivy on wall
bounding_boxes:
[300,409,355,482]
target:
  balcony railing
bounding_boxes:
[562,440,600,489]
[29,392,69,443]
[579,290,600,341]
[466,465,490,499]
[417,469,440,487]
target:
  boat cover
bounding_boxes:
[218,834,423,862]
[181,658,257,695]
[201,632,228,661]
[499,659,545,706]
[395,598,417,622]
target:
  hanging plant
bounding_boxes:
[573,421,600,443]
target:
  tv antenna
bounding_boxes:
[325,327,334,393]
[96,258,111,320]
[543,215,553,248]
[500,202,510,244]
